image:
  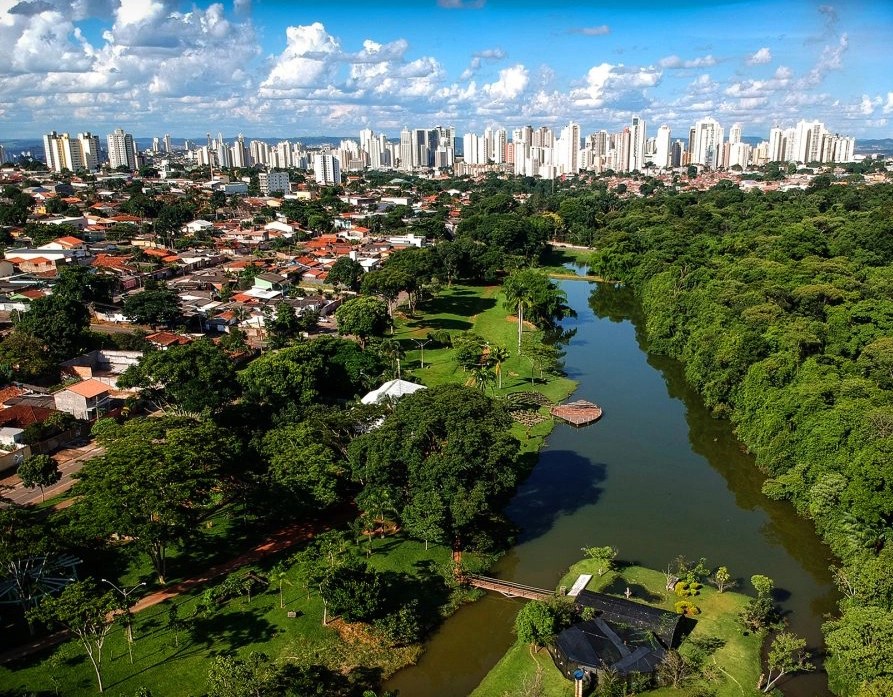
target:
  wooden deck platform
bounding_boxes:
[550,399,603,426]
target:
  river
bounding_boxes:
[385,278,838,697]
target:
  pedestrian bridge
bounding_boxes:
[466,574,555,601]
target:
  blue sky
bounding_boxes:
[0,0,890,141]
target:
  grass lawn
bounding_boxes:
[392,283,577,456]
[0,534,461,697]
[472,562,764,697]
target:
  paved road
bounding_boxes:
[0,440,104,507]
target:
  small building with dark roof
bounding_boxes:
[550,590,685,683]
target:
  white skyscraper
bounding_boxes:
[628,115,646,172]
[792,119,826,164]
[107,128,137,170]
[313,152,341,185]
[768,127,786,162]
[164,134,172,153]
[691,117,724,169]
[558,121,581,174]
[399,127,413,171]
[76,133,101,171]
[654,124,672,170]
[728,123,742,145]
[493,128,507,164]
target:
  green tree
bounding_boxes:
[360,267,415,316]
[264,301,302,349]
[502,268,572,354]
[261,421,345,512]
[0,331,57,383]
[335,296,390,348]
[118,339,238,414]
[123,285,181,327]
[349,384,520,551]
[709,566,736,593]
[824,606,893,690]
[762,632,814,692]
[581,545,618,576]
[16,454,61,502]
[327,256,364,291]
[320,560,385,623]
[515,600,559,652]
[15,293,90,361]
[69,417,240,583]
[27,581,117,693]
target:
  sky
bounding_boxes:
[1,0,891,141]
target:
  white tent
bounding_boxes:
[360,379,427,405]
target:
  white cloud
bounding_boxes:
[658,54,717,69]
[747,47,772,65]
[884,92,893,115]
[482,64,528,101]
[459,47,505,81]
[571,63,661,108]
[569,25,610,36]
[262,23,340,91]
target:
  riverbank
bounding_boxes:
[471,560,763,697]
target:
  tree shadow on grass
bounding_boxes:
[416,290,497,320]
[603,577,665,603]
[188,608,276,654]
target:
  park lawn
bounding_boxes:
[0,534,458,697]
[393,283,577,454]
[472,563,763,697]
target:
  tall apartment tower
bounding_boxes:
[77,133,101,171]
[0,145,6,164]
[692,117,724,169]
[792,119,826,164]
[313,152,341,185]
[628,115,646,172]
[654,125,671,170]
[163,134,172,153]
[107,128,137,170]
[398,127,413,171]
[728,123,742,145]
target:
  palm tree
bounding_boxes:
[488,343,510,390]
[502,269,539,355]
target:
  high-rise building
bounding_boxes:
[691,116,724,169]
[0,145,6,164]
[259,170,290,195]
[164,134,172,153]
[728,123,742,145]
[399,127,413,172]
[768,127,786,162]
[313,152,341,185]
[628,115,646,172]
[107,128,137,170]
[792,119,826,164]
[76,133,101,171]
[654,125,671,169]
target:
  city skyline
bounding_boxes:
[2,0,891,139]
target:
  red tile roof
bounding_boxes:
[65,379,110,399]
[0,405,52,428]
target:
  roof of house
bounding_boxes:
[146,331,192,347]
[64,379,111,399]
[573,591,683,648]
[0,405,53,428]
[53,235,85,247]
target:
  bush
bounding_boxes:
[373,599,423,646]
[675,581,700,597]
[674,600,701,616]
[428,330,452,347]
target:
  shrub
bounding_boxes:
[674,600,701,616]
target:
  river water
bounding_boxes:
[385,278,838,697]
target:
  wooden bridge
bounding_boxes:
[466,574,555,601]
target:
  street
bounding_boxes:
[0,440,105,506]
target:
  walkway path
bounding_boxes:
[0,511,346,665]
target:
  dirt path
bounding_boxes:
[0,510,349,665]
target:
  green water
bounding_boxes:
[385,280,837,697]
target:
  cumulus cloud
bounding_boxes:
[482,64,529,101]
[568,25,610,36]
[262,23,341,91]
[571,63,661,108]
[884,93,893,115]
[459,47,505,81]
[658,54,717,69]
[747,47,772,65]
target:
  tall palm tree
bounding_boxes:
[502,269,539,355]
[489,343,510,390]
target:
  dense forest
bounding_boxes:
[582,181,893,695]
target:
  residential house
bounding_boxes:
[53,379,111,420]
